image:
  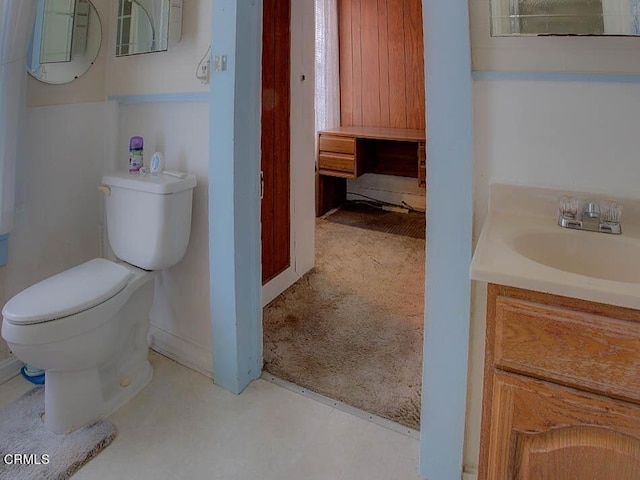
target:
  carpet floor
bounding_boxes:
[263,205,425,430]
[0,387,116,480]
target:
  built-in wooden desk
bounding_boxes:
[317,126,426,216]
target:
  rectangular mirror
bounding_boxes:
[116,0,181,56]
[491,0,640,36]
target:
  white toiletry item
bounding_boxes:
[149,152,165,175]
[164,170,188,179]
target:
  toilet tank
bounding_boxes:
[101,172,197,270]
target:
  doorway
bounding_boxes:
[262,0,427,432]
[209,0,473,476]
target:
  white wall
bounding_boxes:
[2,0,212,379]
[473,79,640,234]
[106,0,211,96]
[465,78,640,473]
[347,174,426,212]
[0,0,109,372]
[117,101,211,375]
[8,102,106,295]
[105,0,212,373]
[469,0,640,73]
[0,102,106,367]
[28,0,211,106]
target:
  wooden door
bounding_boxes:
[261,0,291,284]
[482,372,640,479]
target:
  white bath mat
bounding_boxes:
[0,386,116,480]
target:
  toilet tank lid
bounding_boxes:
[2,259,134,325]
[102,171,197,195]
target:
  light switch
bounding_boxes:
[213,55,227,72]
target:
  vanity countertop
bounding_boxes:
[471,184,640,310]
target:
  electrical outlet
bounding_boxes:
[213,55,227,72]
[198,58,210,84]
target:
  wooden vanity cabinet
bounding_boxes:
[479,284,640,480]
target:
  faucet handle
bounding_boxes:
[600,200,622,224]
[559,196,579,218]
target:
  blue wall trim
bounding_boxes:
[208,0,263,394]
[108,92,209,104]
[472,70,640,83]
[421,0,473,478]
[0,234,9,267]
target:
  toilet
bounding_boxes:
[1,171,196,434]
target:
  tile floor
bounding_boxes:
[0,352,422,479]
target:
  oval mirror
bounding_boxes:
[27,0,102,84]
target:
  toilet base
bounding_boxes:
[2,262,157,434]
[43,354,153,434]
[102,354,153,419]
[45,368,103,434]
[41,273,155,434]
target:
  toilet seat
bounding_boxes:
[3,259,133,325]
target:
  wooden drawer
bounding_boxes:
[318,152,356,178]
[494,296,640,404]
[319,134,355,155]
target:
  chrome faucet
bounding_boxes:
[557,197,622,235]
[581,201,601,230]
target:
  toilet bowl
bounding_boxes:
[2,259,155,433]
[1,172,196,433]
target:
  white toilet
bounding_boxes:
[1,171,196,434]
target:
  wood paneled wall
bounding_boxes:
[339,0,425,130]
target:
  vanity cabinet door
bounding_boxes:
[482,372,640,480]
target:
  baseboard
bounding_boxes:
[263,372,420,440]
[462,469,478,480]
[148,324,213,379]
[262,265,300,306]
[0,355,23,385]
[347,174,426,211]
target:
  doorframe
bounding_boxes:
[419,0,473,478]
[208,1,474,478]
[208,1,263,394]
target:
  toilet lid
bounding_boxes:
[2,258,134,325]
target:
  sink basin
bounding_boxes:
[511,231,640,284]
